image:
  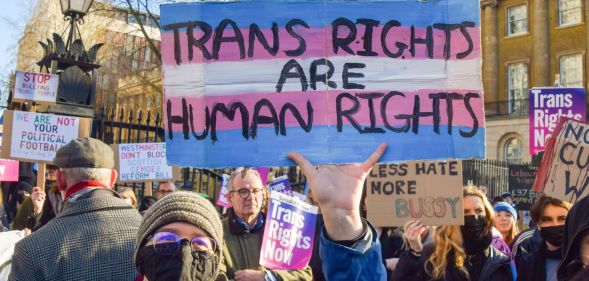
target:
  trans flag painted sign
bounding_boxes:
[161,0,485,168]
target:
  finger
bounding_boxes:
[287,152,316,180]
[32,186,42,193]
[404,220,417,232]
[361,143,388,172]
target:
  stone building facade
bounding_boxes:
[481,0,588,162]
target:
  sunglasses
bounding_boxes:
[150,231,217,256]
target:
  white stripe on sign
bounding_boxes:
[162,57,482,98]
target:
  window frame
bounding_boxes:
[559,52,584,87]
[506,61,529,115]
[559,0,583,27]
[506,4,528,37]
[504,137,523,163]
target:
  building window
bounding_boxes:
[559,0,582,26]
[560,53,583,87]
[507,62,528,114]
[504,138,523,163]
[507,5,527,36]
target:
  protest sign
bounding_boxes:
[0,159,19,182]
[508,165,538,210]
[533,118,589,203]
[366,160,464,226]
[114,143,180,182]
[529,87,585,155]
[257,167,270,186]
[161,0,485,168]
[269,175,293,196]
[13,71,59,103]
[216,174,231,208]
[260,191,318,270]
[1,111,90,163]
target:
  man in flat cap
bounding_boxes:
[9,137,142,281]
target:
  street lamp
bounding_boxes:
[60,0,94,18]
[36,0,102,117]
[59,0,94,57]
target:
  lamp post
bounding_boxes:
[36,0,102,117]
[59,0,94,58]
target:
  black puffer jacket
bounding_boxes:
[391,242,512,281]
[557,195,589,281]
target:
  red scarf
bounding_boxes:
[64,181,110,198]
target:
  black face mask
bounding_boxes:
[461,215,492,254]
[139,241,219,281]
[540,225,565,248]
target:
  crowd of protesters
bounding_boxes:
[2,137,589,281]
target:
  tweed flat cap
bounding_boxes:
[134,191,223,273]
[53,137,114,169]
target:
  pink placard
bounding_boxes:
[0,159,19,182]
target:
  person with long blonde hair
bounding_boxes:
[391,186,513,281]
[492,202,519,258]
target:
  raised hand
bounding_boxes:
[403,220,428,253]
[288,143,387,241]
[31,186,46,216]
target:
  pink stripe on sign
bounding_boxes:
[165,89,483,132]
[161,26,480,64]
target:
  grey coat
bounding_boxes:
[9,189,142,281]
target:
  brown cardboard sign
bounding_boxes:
[366,160,464,226]
[533,118,589,203]
[112,143,181,183]
[1,110,90,163]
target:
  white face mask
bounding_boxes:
[124,198,133,206]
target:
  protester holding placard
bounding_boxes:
[288,143,388,281]
[392,186,513,281]
[515,194,571,281]
[9,137,142,281]
[218,168,312,280]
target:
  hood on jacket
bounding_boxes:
[557,195,589,281]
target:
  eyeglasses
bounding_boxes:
[150,231,217,256]
[229,188,264,199]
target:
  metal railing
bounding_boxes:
[91,106,308,204]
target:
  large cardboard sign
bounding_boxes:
[1,111,90,163]
[260,191,318,270]
[508,165,538,210]
[114,143,178,182]
[13,71,59,103]
[529,87,585,155]
[366,160,464,226]
[0,159,18,182]
[533,118,589,203]
[161,0,485,168]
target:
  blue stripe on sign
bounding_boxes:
[160,0,480,30]
[165,125,485,168]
